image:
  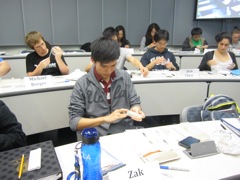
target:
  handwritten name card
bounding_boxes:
[24,75,53,88]
[179,69,199,78]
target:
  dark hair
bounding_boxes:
[191,27,202,36]
[90,37,120,63]
[215,32,232,44]
[145,23,160,47]
[154,29,169,42]
[231,26,240,35]
[115,25,130,47]
[102,27,117,39]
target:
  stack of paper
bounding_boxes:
[222,118,240,136]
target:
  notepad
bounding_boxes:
[101,148,125,175]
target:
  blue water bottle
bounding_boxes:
[81,128,102,180]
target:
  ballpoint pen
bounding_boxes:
[220,124,226,130]
[160,165,189,172]
[18,154,24,179]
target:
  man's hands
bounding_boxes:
[51,46,63,59]
[38,58,50,69]
[139,66,149,77]
[104,108,145,123]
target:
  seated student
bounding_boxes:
[0,100,27,152]
[25,31,69,76]
[69,37,145,136]
[140,29,179,71]
[182,27,209,51]
[0,58,11,76]
[198,32,238,71]
[230,26,240,50]
[115,25,130,48]
[140,23,160,51]
[85,27,148,77]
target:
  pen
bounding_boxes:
[160,165,189,172]
[18,154,24,179]
[220,124,226,130]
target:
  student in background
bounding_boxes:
[25,31,69,76]
[69,37,145,136]
[115,25,130,48]
[0,58,11,76]
[85,27,148,77]
[140,23,160,51]
[198,32,238,71]
[0,100,27,152]
[182,27,208,51]
[141,29,179,71]
[230,26,240,50]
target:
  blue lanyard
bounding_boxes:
[67,142,82,180]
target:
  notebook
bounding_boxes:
[222,118,240,136]
[0,140,62,180]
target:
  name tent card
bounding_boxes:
[108,162,164,180]
[179,69,199,78]
[24,75,53,87]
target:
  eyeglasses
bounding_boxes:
[156,41,168,46]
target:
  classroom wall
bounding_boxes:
[0,0,239,46]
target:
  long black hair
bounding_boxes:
[115,25,130,47]
[145,23,160,47]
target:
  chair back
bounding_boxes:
[180,105,203,123]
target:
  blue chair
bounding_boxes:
[180,105,203,123]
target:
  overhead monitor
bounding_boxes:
[195,0,240,20]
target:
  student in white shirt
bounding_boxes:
[85,27,149,77]
[198,32,238,71]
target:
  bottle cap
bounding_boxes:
[82,128,99,144]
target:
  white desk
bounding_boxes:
[1,50,240,79]
[1,72,240,135]
[55,121,240,180]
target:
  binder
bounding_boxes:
[0,140,62,180]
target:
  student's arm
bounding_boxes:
[52,46,69,75]
[165,53,179,71]
[202,40,209,49]
[140,37,150,51]
[127,55,149,77]
[0,101,26,151]
[27,58,50,76]
[0,60,11,76]
[229,52,238,69]
[140,53,153,70]
[124,44,130,48]
[124,39,130,48]
[198,52,212,71]
[75,109,128,130]
[182,37,195,51]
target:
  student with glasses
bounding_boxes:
[182,27,209,52]
[140,23,160,51]
[140,29,179,71]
